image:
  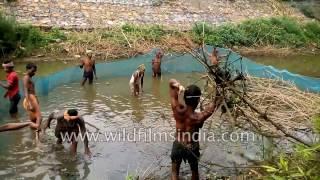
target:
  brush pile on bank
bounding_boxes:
[233,76,320,137]
[177,37,320,147]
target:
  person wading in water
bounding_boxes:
[152,50,163,78]
[80,51,97,86]
[23,63,42,141]
[44,109,91,156]
[0,61,21,117]
[169,79,221,180]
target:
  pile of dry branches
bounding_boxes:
[235,76,320,138]
[178,38,320,147]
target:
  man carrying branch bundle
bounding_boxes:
[169,79,221,180]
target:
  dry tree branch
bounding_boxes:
[179,39,319,147]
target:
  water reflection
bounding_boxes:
[0,73,263,179]
[129,96,145,122]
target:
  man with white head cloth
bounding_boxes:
[0,60,21,117]
[80,50,97,86]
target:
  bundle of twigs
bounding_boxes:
[176,37,320,147]
[235,76,320,137]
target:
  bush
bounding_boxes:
[262,116,320,179]
[192,17,320,48]
[121,24,166,42]
[0,13,18,55]
[0,13,66,57]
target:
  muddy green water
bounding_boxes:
[0,73,262,179]
[250,55,320,78]
[1,54,318,179]
[0,61,77,81]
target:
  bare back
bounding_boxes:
[172,108,204,144]
[23,75,35,95]
[169,79,217,144]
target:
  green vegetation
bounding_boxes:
[262,116,320,179]
[192,17,320,48]
[1,13,320,59]
[0,13,66,57]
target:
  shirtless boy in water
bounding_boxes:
[23,63,42,140]
[80,52,97,86]
[169,79,221,180]
[152,50,163,77]
[44,109,91,156]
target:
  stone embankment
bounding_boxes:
[1,0,303,29]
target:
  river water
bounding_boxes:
[0,72,264,179]
[0,54,319,179]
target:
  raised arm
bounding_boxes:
[197,95,222,123]
[169,79,187,113]
[79,59,84,69]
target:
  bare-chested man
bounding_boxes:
[44,109,91,156]
[129,64,145,96]
[207,47,219,66]
[169,79,221,180]
[80,52,97,86]
[23,63,42,140]
[152,50,163,77]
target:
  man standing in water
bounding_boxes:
[129,64,145,96]
[152,50,163,77]
[206,47,219,66]
[44,109,91,156]
[169,79,221,180]
[0,61,21,117]
[23,63,42,140]
[80,51,97,86]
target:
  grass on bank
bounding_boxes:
[1,13,320,59]
[192,17,320,48]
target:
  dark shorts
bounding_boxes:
[154,72,161,77]
[9,93,21,114]
[171,140,200,170]
[83,71,94,82]
[152,69,161,77]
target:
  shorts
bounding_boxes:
[152,68,161,77]
[171,140,200,170]
[9,93,21,114]
[83,71,94,82]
